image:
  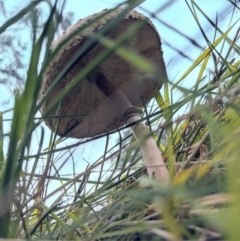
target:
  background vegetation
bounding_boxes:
[0,0,240,240]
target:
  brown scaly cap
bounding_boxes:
[40,9,168,138]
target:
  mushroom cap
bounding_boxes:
[40,9,168,139]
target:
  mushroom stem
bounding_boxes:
[107,86,169,182]
[126,113,169,182]
[98,72,169,182]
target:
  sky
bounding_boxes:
[1,0,239,198]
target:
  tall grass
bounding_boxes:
[0,0,240,240]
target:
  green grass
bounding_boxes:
[0,0,240,240]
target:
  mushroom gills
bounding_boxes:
[87,71,116,97]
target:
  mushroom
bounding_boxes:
[40,9,169,182]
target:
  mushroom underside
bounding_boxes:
[42,19,166,138]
